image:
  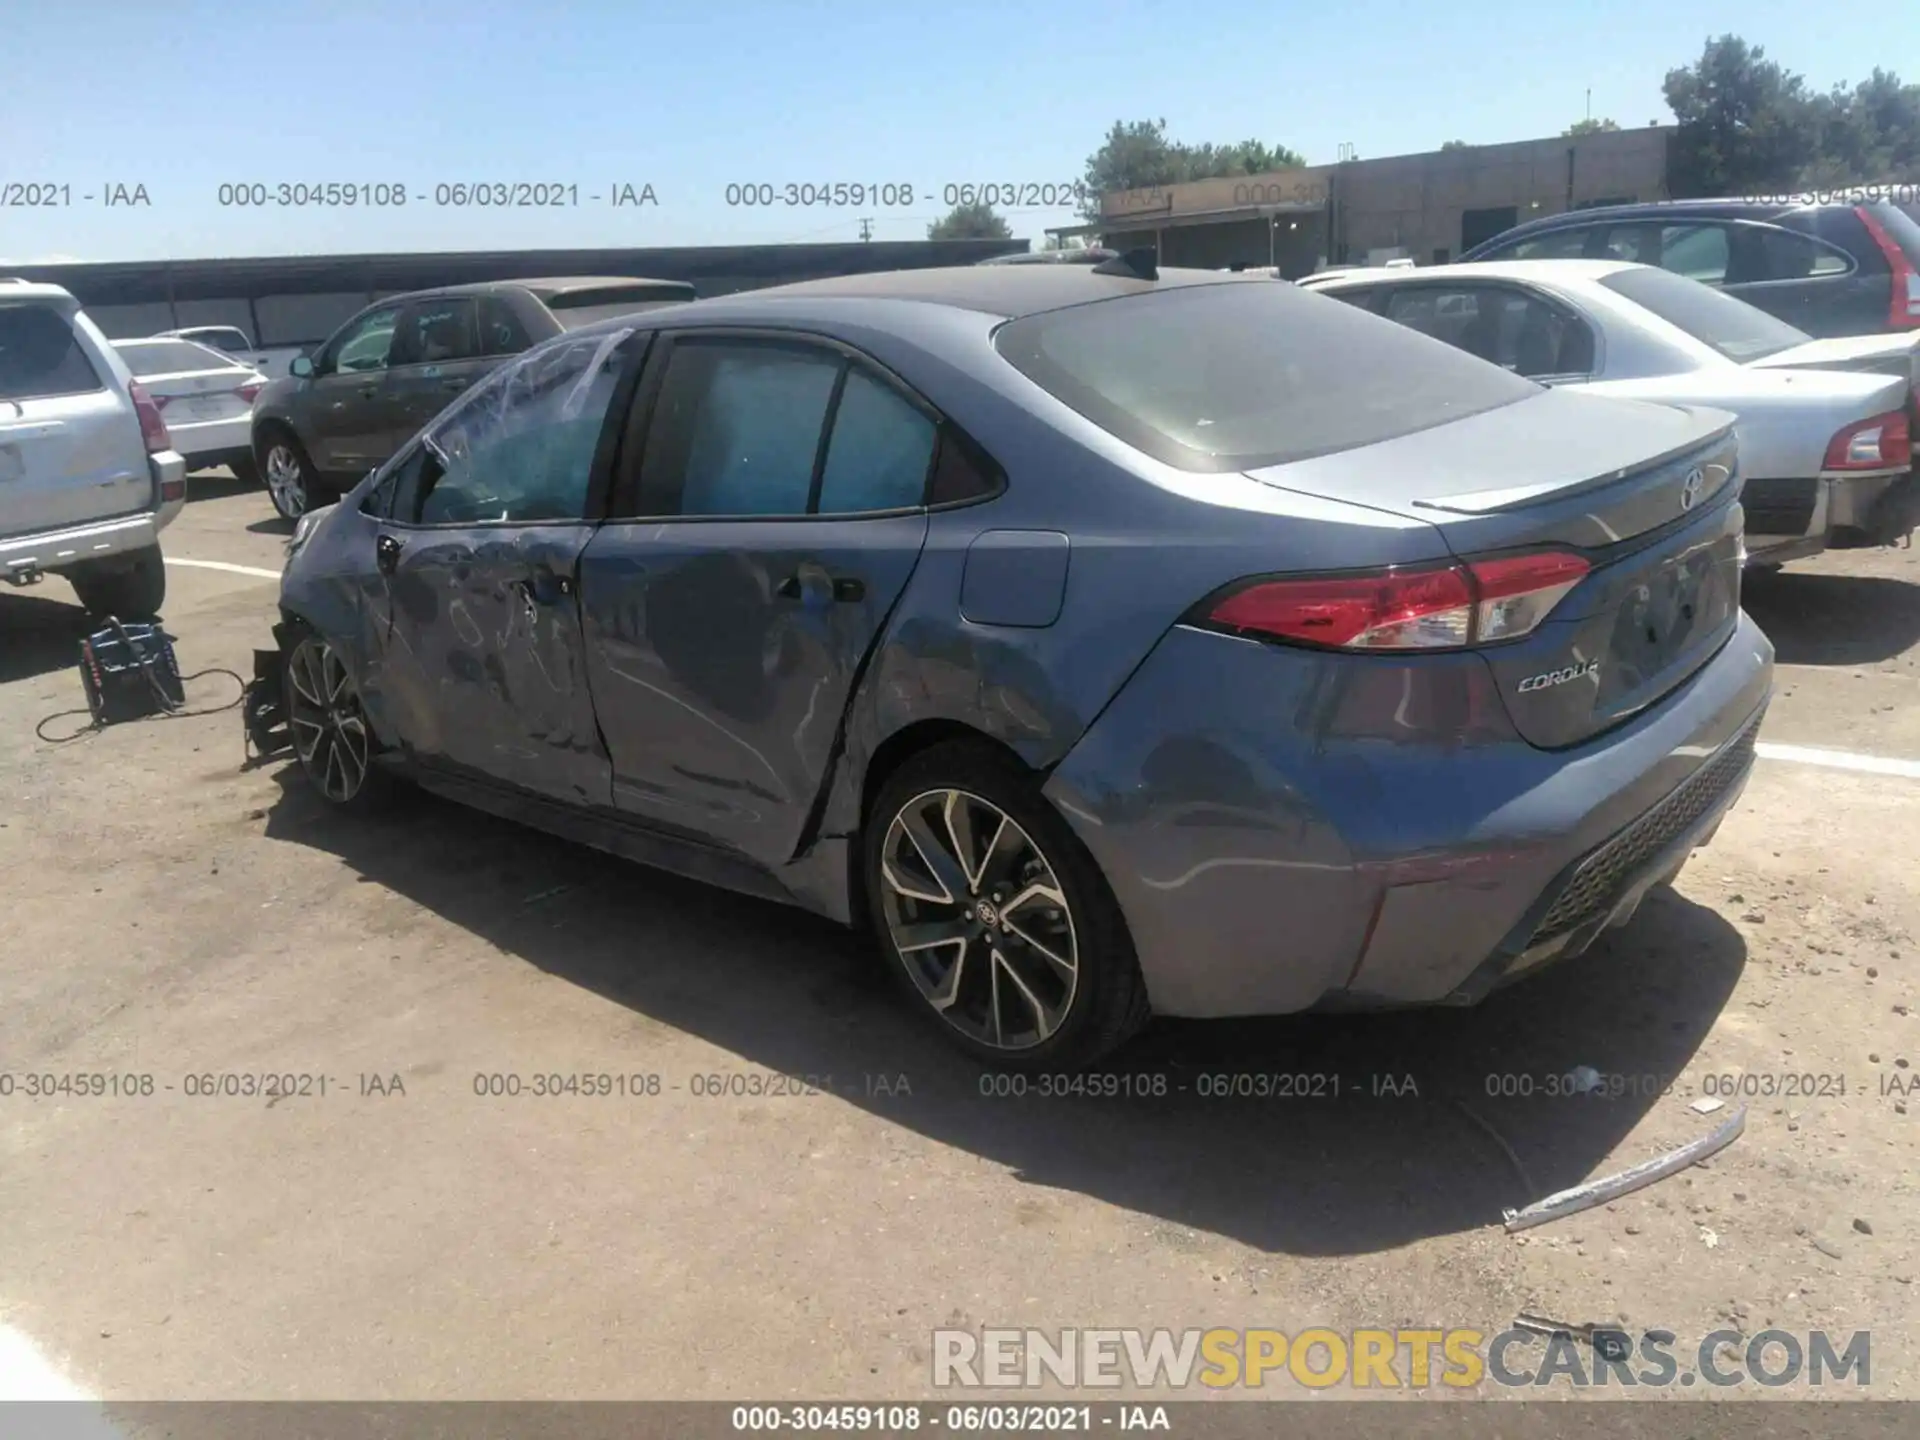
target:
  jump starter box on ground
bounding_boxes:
[78,619,184,725]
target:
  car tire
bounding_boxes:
[282,629,393,813]
[68,544,166,620]
[257,428,319,522]
[863,739,1150,1072]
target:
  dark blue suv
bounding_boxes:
[1462,196,1920,339]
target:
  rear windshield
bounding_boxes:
[992,279,1540,471]
[179,327,253,352]
[546,286,695,329]
[115,339,233,376]
[0,304,103,400]
[1598,266,1810,362]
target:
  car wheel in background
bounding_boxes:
[863,740,1150,1072]
[258,429,318,522]
[68,545,166,620]
[283,631,391,812]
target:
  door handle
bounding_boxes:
[776,569,864,604]
[375,533,403,575]
[359,383,379,399]
[440,377,467,392]
[515,568,574,606]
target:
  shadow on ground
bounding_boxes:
[1743,567,1920,666]
[0,590,92,684]
[265,771,1747,1258]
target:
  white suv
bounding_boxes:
[1,279,187,617]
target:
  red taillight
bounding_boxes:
[1823,409,1912,471]
[238,381,263,403]
[1201,550,1592,652]
[127,380,171,453]
[1855,206,1920,331]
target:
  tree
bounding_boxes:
[1439,139,1473,151]
[1564,117,1621,136]
[927,202,1011,241]
[1078,119,1306,220]
[1804,68,1920,184]
[1663,35,1819,196]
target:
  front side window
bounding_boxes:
[995,279,1539,472]
[327,306,401,374]
[1736,227,1853,283]
[405,327,640,525]
[0,304,103,400]
[1598,266,1811,363]
[393,299,479,366]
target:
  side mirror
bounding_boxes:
[290,355,315,379]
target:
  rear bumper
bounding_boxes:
[1745,467,1914,556]
[1042,612,1775,1019]
[0,452,184,575]
[169,415,253,465]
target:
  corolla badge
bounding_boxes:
[1680,467,1704,512]
[1518,659,1601,693]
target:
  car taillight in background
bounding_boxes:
[128,380,171,453]
[1855,206,1920,331]
[1823,409,1912,471]
[1197,550,1593,652]
[238,380,264,403]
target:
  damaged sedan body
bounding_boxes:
[269,263,1774,1070]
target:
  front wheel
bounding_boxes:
[258,431,318,522]
[863,741,1149,1072]
[283,632,390,811]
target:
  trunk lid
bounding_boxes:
[1746,331,1920,391]
[1244,387,1746,749]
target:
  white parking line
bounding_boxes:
[165,558,281,580]
[1756,742,1920,780]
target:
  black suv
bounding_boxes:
[249,276,694,520]
[1461,197,1920,339]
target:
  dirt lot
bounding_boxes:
[1,474,1916,1406]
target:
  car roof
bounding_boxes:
[1474,197,1822,246]
[712,264,1247,319]
[1312,258,1647,287]
[0,277,79,306]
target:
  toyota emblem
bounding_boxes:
[1680,468,1704,512]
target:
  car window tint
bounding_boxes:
[1385,286,1594,379]
[0,305,103,400]
[330,307,400,373]
[477,296,533,356]
[647,341,841,517]
[413,328,637,524]
[816,368,937,513]
[397,298,479,365]
[1658,224,1731,284]
[1595,224,1659,264]
[1743,227,1852,282]
[996,280,1539,473]
[1508,228,1592,260]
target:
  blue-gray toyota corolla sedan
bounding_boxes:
[273,261,1775,1071]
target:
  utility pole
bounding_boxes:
[1585,88,1591,123]
[858,217,873,242]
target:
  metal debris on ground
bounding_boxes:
[1502,1106,1747,1232]
[1513,1312,1633,1362]
[1690,1097,1726,1115]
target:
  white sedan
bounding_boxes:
[1301,259,1918,565]
[111,337,267,481]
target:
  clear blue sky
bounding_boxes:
[0,0,1909,263]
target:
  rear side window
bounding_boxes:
[1599,266,1811,362]
[1506,228,1593,260]
[816,368,938,514]
[478,297,532,356]
[993,280,1540,472]
[394,298,480,365]
[115,339,231,376]
[650,342,842,516]
[0,305,104,400]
